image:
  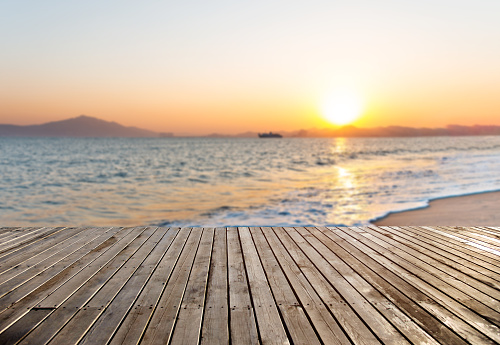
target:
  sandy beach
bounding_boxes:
[373,191,500,226]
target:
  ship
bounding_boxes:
[258,132,282,138]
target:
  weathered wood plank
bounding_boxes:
[468,226,500,239]
[251,227,322,345]
[37,227,152,308]
[109,227,190,345]
[0,226,128,339]
[78,227,179,345]
[239,226,290,345]
[407,225,500,262]
[0,227,21,238]
[290,226,408,344]
[336,227,499,344]
[200,227,229,345]
[358,229,500,328]
[262,227,351,345]
[273,227,381,345]
[484,226,500,235]
[0,309,52,344]
[0,226,129,333]
[17,227,158,345]
[0,227,40,246]
[304,226,439,345]
[322,227,468,345]
[396,226,500,277]
[366,226,500,301]
[0,227,105,297]
[0,227,60,254]
[0,226,499,345]
[438,226,500,252]
[48,227,169,345]
[288,227,409,345]
[377,226,500,288]
[140,227,203,345]
[169,227,215,344]
[416,226,500,264]
[0,226,89,272]
[226,227,259,345]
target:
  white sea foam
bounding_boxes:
[1,136,499,226]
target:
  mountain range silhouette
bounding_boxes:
[1,115,500,138]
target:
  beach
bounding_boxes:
[373,191,500,226]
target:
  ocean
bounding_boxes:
[1,136,499,227]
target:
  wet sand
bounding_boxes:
[373,191,500,226]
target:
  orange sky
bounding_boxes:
[1,1,499,135]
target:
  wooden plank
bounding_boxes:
[336,227,499,344]
[485,226,500,234]
[358,228,500,327]
[320,227,467,345]
[239,226,290,345]
[47,227,168,345]
[0,227,21,239]
[394,226,500,278]
[169,227,215,344]
[0,225,498,344]
[440,226,500,253]
[109,227,191,345]
[0,228,133,333]
[261,227,351,345]
[140,227,203,345]
[16,227,157,345]
[285,227,408,345]
[303,226,439,345]
[0,227,84,268]
[0,226,89,275]
[200,227,229,345]
[333,227,497,345]
[472,226,500,238]
[0,309,53,345]
[0,227,60,254]
[376,226,500,289]
[0,227,105,297]
[466,226,500,238]
[0,227,62,252]
[0,226,128,326]
[35,227,149,307]
[416,226,500,263]
[0,227,134,335]
[0,227,40,246]
[226,227,259,345]
[273,226,381,345]
[78,228,179,345]
[367,226,500,300]
[250,227,322,345]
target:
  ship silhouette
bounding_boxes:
[258,132,282,138]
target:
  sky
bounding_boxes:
[1,0,499,134]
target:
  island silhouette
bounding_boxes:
[1,115,500,138]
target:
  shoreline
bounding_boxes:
[372,190,500,226]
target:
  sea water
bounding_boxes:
[1,136,499,227]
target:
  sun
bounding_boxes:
[321,89,364,126]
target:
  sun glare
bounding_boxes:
[321,89,363,126]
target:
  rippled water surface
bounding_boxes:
[1,136,500,226]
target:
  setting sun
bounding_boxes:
[321,89,364,126]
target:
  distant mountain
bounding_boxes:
[288,124,500,138]
[2,115,500,138]
[201,124,500,138]
[0,115,160,137]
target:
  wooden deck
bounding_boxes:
[0,226,499,344]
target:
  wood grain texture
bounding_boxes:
[0,226,498,345]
